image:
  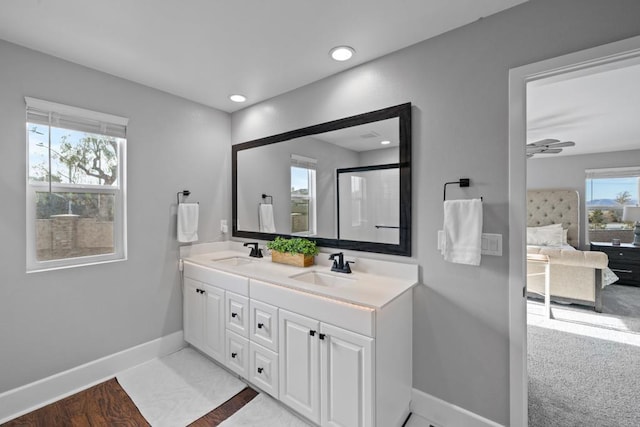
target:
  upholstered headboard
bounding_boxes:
[527,189,580,248]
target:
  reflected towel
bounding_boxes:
[259,204,276,233]
[440,199,483,266]
[178,203,199,243]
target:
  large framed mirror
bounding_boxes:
[232,103,411,256]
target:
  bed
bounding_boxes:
[526,189,618,312]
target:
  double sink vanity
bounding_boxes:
[181,242,417,427]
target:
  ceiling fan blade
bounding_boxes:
[526,147,544,153]
[538,148,563,154]
[528,138,560,147]
[548,141,575,148]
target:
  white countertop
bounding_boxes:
[183,246,418,309]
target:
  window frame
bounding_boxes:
[25,97,128,272]
[585,166,640,242]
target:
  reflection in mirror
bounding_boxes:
[233,103,411,256]
[337,165,400,244]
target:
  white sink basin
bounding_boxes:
[289,270,356,287]
[213,256,254,266]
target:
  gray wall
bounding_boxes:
[528,148,640,249]
[0,39,231,393]
[358,146,398,167]
[231,1,640,424]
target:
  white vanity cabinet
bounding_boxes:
[279,309,321,423]
[182,260,413,427]
[320,322,373,427]
[183,263,249,367]
[279,308,373,427]
[183,277,225,363]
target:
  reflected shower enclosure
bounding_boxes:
[337,165,400,244]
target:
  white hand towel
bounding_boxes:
[259,204,276,233]
[177,203,199,243]
[440,199,483,266]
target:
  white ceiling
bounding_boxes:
[0,0,525,113]
[527,56,640,158]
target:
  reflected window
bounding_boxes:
[351,176,366,227]
[290,154,316,235]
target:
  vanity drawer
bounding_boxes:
[250,299,278,352]
[226,330,249,377]
[249,342,279,399]
[184,262,249,296]
[226,292,249,337]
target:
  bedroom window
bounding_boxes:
[586,167,640,243]
[290,154,317,235]
[26,97,128,272]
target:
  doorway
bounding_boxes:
[508,35,640,426]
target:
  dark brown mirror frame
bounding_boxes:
[232,102,411,256]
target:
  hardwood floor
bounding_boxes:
[2,378,258,427]
[189,387,258,426]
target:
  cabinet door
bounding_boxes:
[250,299,278,352]
[226,291,249,337]
[226,330,250,377]
[320,323,374,427]
[279,309,320,425]
[202,284,225,362]
[183,278,204,347]
[249,342,279,399]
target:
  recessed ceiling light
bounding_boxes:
[229,94,247,103]
[330,46,355,62]
[380,140,391,145]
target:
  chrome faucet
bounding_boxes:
[329,252,354,274]
[244,242,263,258]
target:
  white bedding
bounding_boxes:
[527,244,619,287]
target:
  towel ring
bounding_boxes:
[177,190,190,205]
[261,193,273,204]
[443,178,483,201]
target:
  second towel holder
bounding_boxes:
[443,178,483,201]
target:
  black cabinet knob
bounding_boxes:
[309,330,316,336]
[319,333,326,340]
[231,313,238,318]
[257,323,264,329]
[231,352,237,358]
[257,367,264,374]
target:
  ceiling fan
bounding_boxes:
[526,138,575,158]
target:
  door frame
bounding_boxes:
[508,34,640,427]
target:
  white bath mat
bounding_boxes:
[219,393,312,427]
[117,347,246,427]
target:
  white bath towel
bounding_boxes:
[177,203,199,243]
[259,203,276,233]
[440,199,483,266]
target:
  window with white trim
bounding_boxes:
[586,166,640,242]
[26,97,128,272]
[290,154,317,235]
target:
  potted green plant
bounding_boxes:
[266,237,319,267]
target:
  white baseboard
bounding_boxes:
[410,388,504,427]
[0,330,186,424]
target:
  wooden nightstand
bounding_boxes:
[590,242,640,286]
